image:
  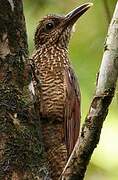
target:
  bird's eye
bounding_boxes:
[45,21,55,32]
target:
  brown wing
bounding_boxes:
[64,66,81,157]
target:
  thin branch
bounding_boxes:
[60,1,118,180]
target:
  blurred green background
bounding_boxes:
[23,0,118,179]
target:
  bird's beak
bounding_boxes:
[64,3,93,26]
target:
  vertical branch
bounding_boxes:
[60,1,118,180]
[0,0,50,179]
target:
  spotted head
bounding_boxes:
[34,3,93,49]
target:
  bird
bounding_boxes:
[30,3,92,179]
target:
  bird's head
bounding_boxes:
[34,3,93,49]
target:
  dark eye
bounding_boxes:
[45,21,55,32]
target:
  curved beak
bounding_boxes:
[64,3,93,26]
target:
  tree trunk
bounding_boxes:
[0,0,50,179]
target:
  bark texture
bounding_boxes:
[0,0,50,179]
[60,2,118,180]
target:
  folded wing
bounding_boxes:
[64,66,81,156]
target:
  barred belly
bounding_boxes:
[39,68,67,179]
[40,68,65,122]
[32,46,68,178]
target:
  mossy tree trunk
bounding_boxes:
[0,0,50,179]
